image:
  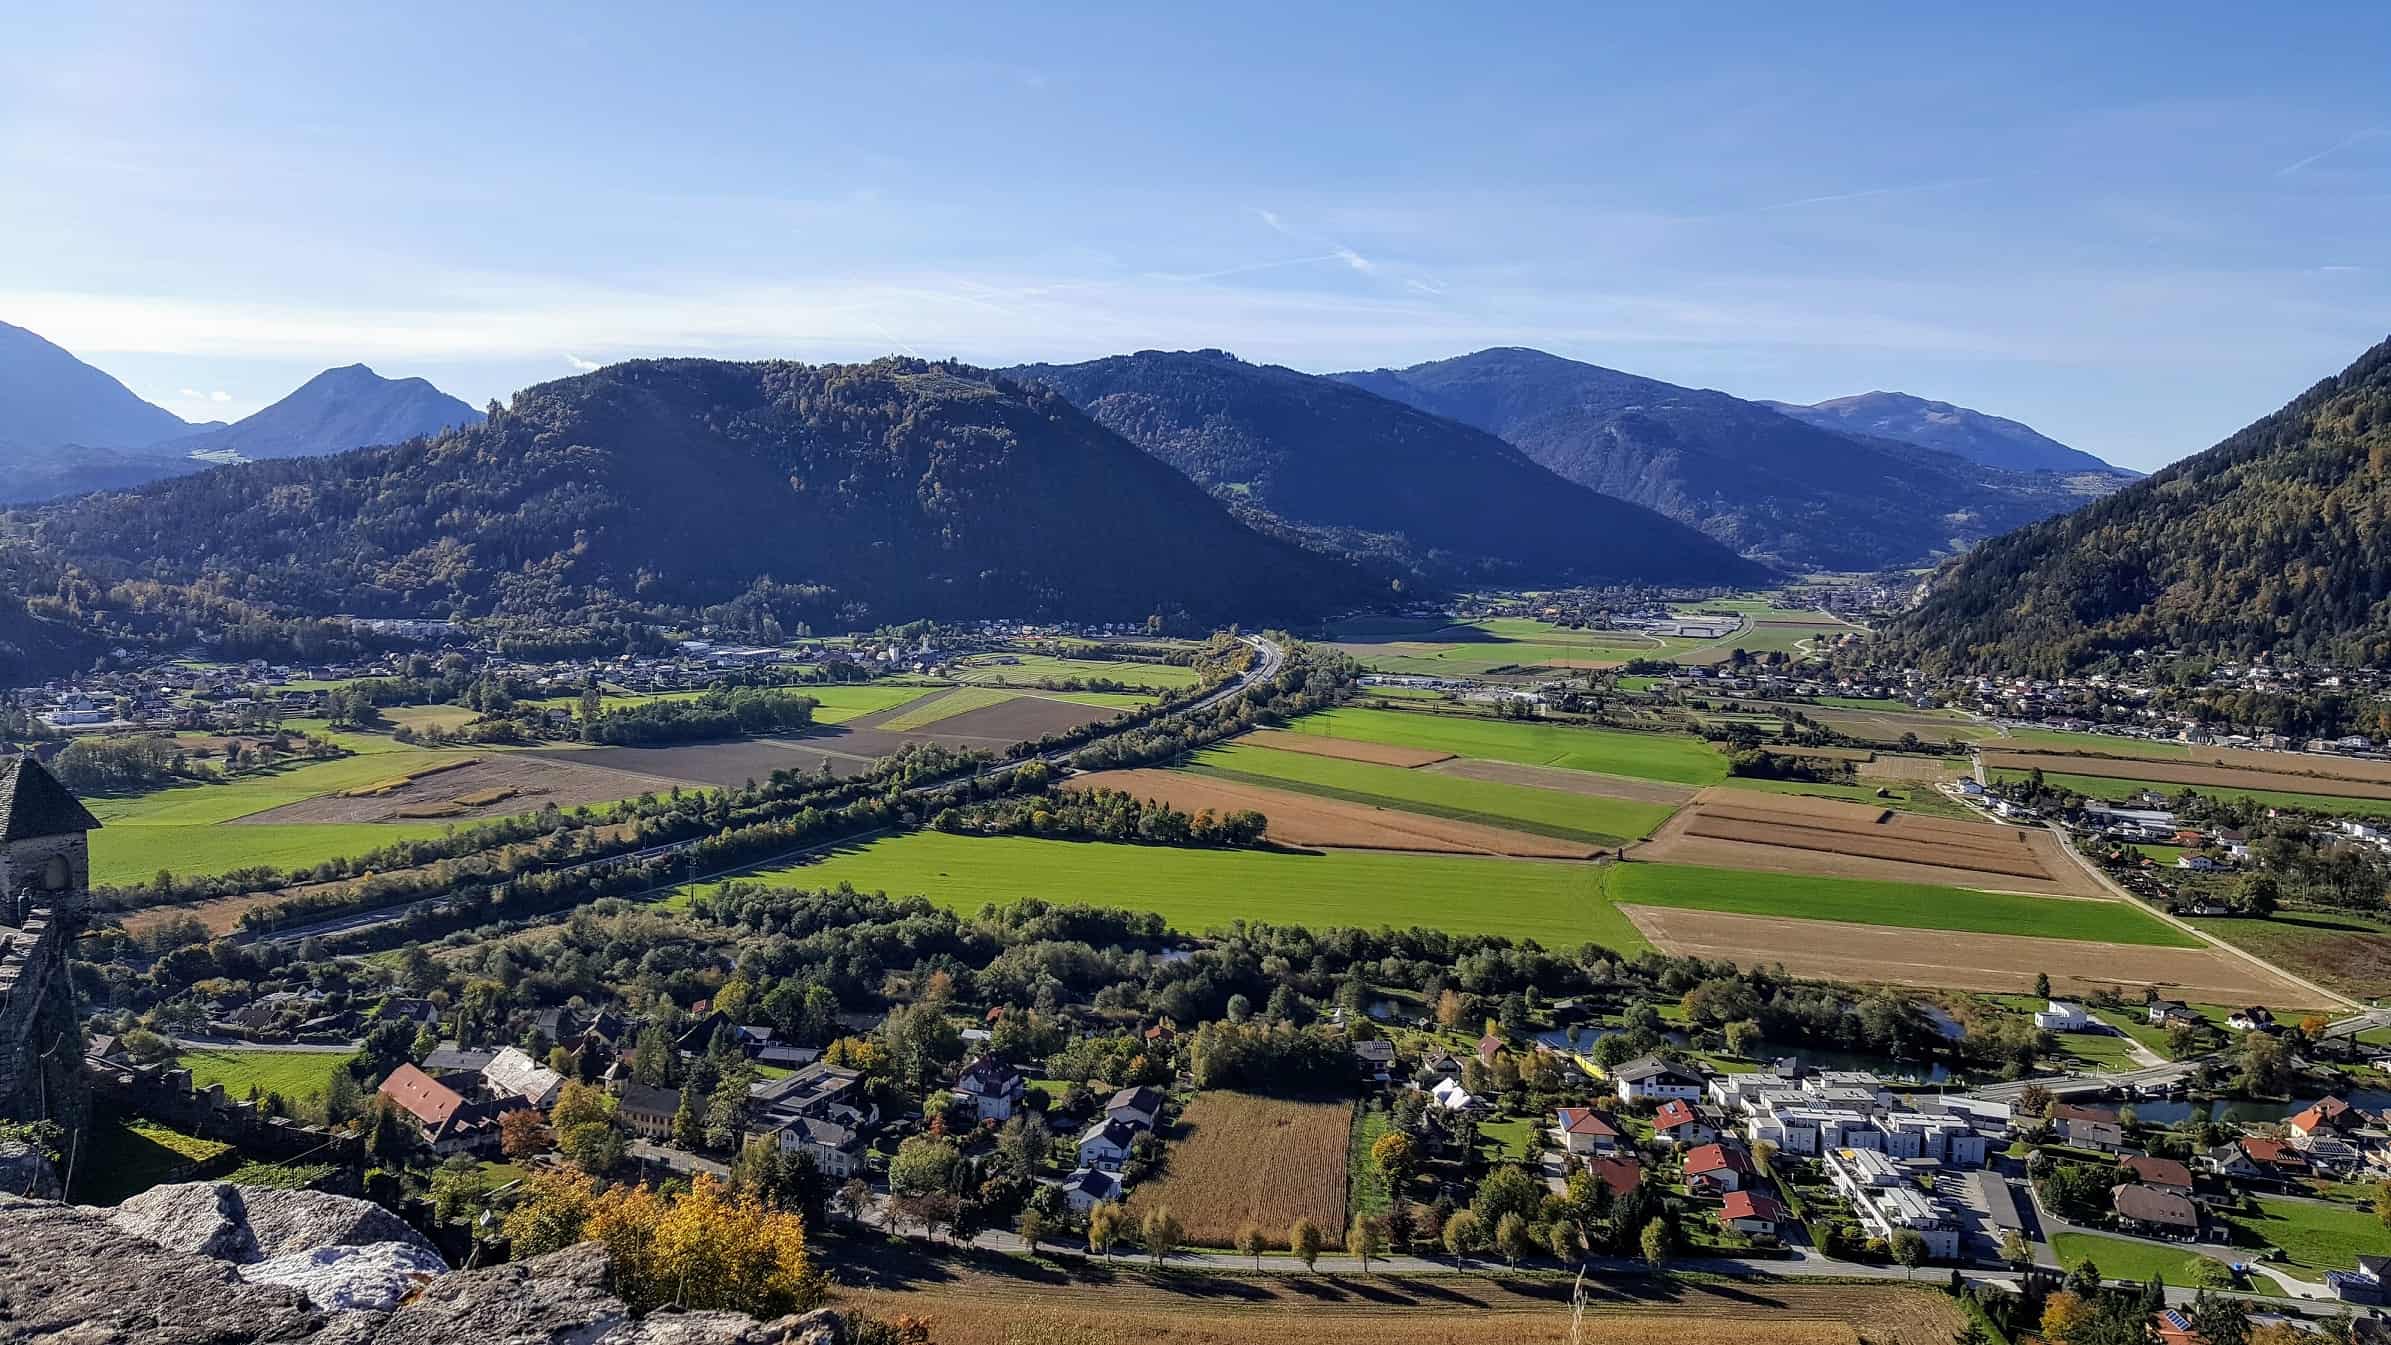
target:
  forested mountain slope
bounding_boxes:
[1880,335,2391,673]
[1012,349,1769,586]
[1336,348,2099,570]
[7,358,1373,655]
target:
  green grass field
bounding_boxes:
[701,830,1647,951]
[1188,742,1678,844]
[176,1047,357,1102]
[2050,1232,2228,1286]
[91,821,459,887]
[1282,707,1727,786]
[955,654,1200,690]
[72,1116,237,1205]
[1990,768,2391,819]
[83,750,487,826]
[2230,1197,2389,1280]
[1712,776,1973,820]
[1602,862,2200,946]
[805,684,962,722]
[1324,617,1711,677]
[879,686,1145,731]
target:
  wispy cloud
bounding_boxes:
[1333,246,1376,274]
[177,387,231,403]
[1250,207,1288,235]
[2278,127,2386,176]
[1747,177,1992,214]
[563,353,600,371]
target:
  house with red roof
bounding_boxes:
[1554,1105,1621,1156]
[1718,1190,1787,1237]
[2121,1154,2195,1194]
[1586,1154,1643,1198]
[1683,1141,1752,1193]
[1653,1098,1715,1147]
[2290,1096,2360,1138]
[377,1061,508,1155]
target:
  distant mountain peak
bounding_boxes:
[164,363,482,463]
[1764,389,2134,478]
[0,318,194,451]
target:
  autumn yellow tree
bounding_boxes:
[501,1171,823,1318]
[2040,1290,2094,1345]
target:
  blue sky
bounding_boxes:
[5,3,2386,470]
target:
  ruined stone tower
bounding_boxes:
[0,755,100,1127]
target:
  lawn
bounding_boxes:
[1323,617,1711,677]
[1602,863,2201,947]
[2050,1232,2228,1285]
[1348,1106,1396,1219]
[176,1047,358,1103]
[2198,912,2391,1001]
[1990,769,2391,820]
[91,820,459,888]
[2057,1031,2145,1071]
[1282,707,1728,785]
[2230,1197,2390,1280]
[1188,742,1679,844]
[707,830,1648,951]
[803,684,960,723]
[1995,729,2196,759]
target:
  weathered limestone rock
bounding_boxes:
[110,1182,440,1264]
[0,1194,850,1344]
[0,1139,60,1199]
[240,1242,453,1312]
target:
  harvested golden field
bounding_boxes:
[1241,729,1454,769]
[1763,744,1875,763]
[1631,789,2103,897]
[830,1262,1963,1345]
[1125,1092,1353,1250]
[1980,751,2391,801]
[1622,905,2335,1008]
[1424,757,1696,805]
[1064,769,1598,859]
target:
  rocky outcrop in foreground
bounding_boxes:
[0,1188,842,1344]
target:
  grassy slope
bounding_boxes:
[708,830,1646,951]
[1604,863,2200,946]
[1188,742,1677,844]
[2232,1197,2388,1280]
[1284,707,1727,785]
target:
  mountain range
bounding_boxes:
[1335,348,2116,572]
[1882,333,2391,674]
[1009,349,1769,587]
[1762,390,2134,479]
[8,358,1373,656]
[0,325,480,502]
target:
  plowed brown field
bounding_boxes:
[1630,789,2103,897]
[1621,905,2334,1008]
[1240,729,1453,768]
[1980,751,2391,801]
[1063,768,1597,858]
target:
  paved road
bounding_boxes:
[242,636,1287,948]
[167,1034,359,1052]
